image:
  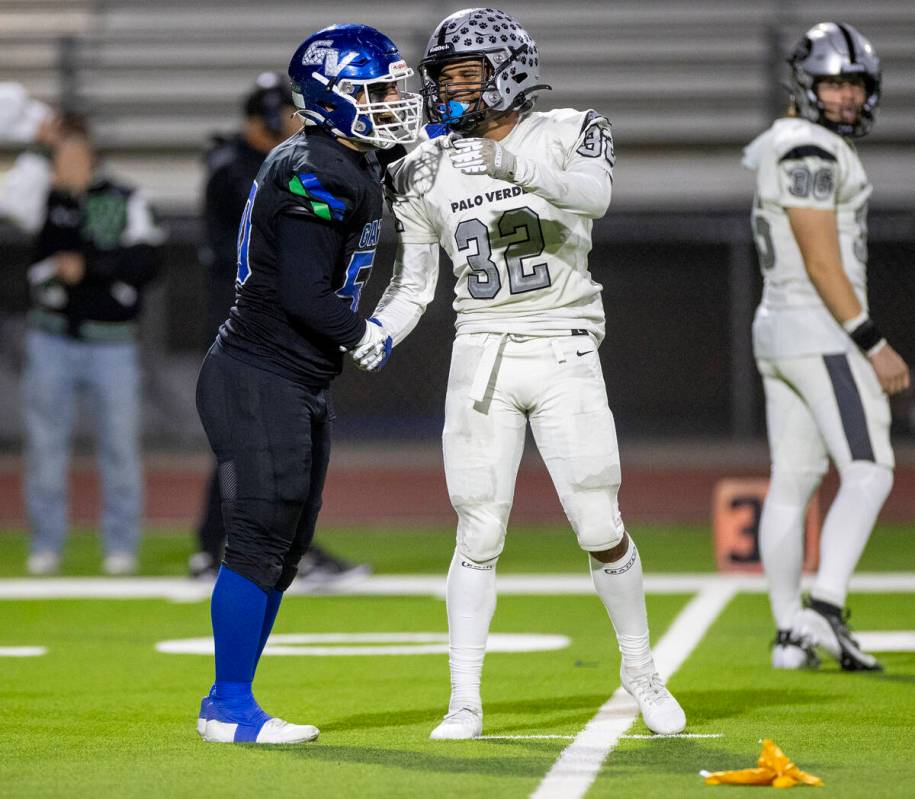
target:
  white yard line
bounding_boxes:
[0,572,912,601]
[0,646,47,657]
[530,580,738,799]
[480,733,723,742]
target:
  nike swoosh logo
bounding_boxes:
[576,350,594,357]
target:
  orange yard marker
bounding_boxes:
[712,478,820,573]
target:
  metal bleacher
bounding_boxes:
[3,0,915,212]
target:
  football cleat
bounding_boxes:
[620,665,687,735]
[771,629,820,670]
[199,695,318,744]
[204,716,319,744]
[197,691,214,737]
[796,597,882,672]
[429,707,483,740]
[296,545,372,589]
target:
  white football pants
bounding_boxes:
[757,348,894,625]
[443,332,625,563]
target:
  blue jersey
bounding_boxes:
[218,127,384,387]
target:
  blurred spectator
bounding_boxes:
[189,72,371,587]
[0,111,164,575]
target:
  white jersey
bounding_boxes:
[389,109,613,342]
[743,117,872,358]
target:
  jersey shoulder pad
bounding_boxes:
[771,118,841,164]
[267,135,359,222]
[528,108,613,158]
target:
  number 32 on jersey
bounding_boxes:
[456,206,551,298]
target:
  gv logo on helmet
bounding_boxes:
[301,42,359,77]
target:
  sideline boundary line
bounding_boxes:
[0,572,912,601]
[531,581,738,799]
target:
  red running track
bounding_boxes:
[1,456,913,527]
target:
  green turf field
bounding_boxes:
[1,524,913,798]
[0,522,912,576]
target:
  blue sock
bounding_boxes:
[210,565,268,717]
[256,588,283,666]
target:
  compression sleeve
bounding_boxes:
[372,241,440,346]
[276,213,366,349]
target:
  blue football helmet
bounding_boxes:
[288,24,422,149]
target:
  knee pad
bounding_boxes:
[454,502,511,563]
[768,465,826,509]
[562,487,625,552]
[222,499,301,591]
[837,460,893,506]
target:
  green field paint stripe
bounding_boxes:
[532,582,738,799]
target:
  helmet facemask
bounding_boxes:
[289,25,422,150]
[294,62,422,149]
[420,56,495,132]
[419,8,551,133]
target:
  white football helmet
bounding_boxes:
[788,22,881,138]
[419,8,551,132]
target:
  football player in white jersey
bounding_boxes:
[743,22,909,672]
[350,8,685,739]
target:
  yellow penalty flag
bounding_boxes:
[702,739,823,788]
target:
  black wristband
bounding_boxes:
[848,318,884,353]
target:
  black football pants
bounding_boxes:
[195,344,332,591]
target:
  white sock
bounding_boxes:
[759,467,822,630]
[812,462,893,608]
[445,548,497,713]
[589,537,652,673]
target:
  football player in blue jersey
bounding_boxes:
[194,23,420,744]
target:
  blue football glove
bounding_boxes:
[350,317,392,371]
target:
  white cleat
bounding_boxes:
[429,707,483,740]
[203,716,319,744]
[620,665,687,735]
[795,599,882,672]
[771,630,819,670]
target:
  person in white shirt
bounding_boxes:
[743,22,909,672]
[349,7,685,739]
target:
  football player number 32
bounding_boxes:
[456,207,551,299]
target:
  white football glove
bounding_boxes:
[449,137,517,181]
[350,317,392,372]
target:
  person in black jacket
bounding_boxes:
[189,72,371,586]
[194,24,421,744]
[14,113,164,575]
